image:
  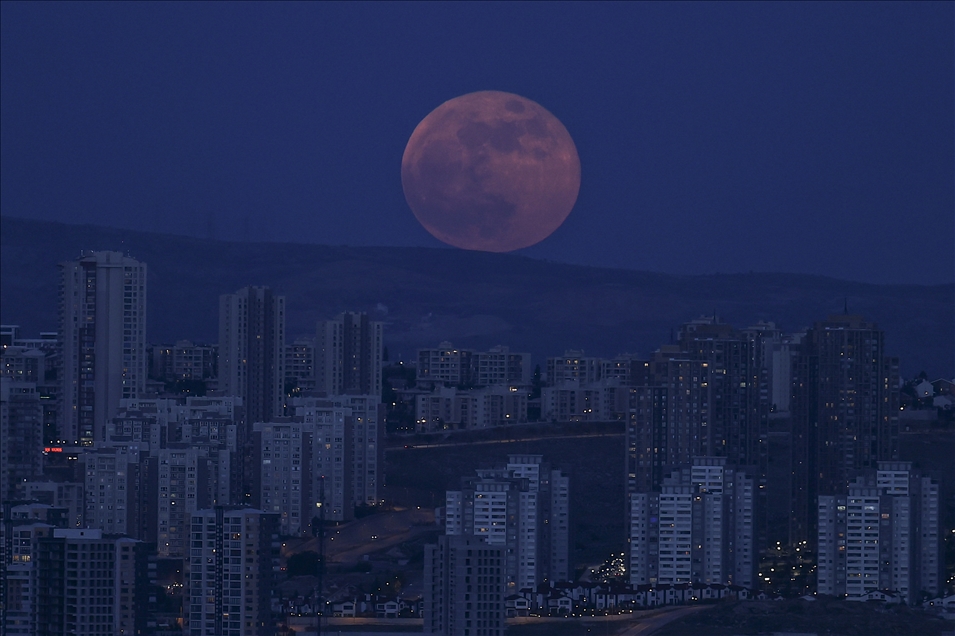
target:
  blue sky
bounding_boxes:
[1,2,952,283]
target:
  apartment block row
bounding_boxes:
[629,457,757,589]
[0,502,280,636]
[817,461,941,603]
[426,454,570,634]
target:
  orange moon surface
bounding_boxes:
[401,91,581,252]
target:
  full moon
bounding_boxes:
[401,90,580,252]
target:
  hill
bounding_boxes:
[1,216,951,377]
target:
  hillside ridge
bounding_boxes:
[2,216,951,377]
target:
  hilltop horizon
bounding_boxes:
[2,215,952,377]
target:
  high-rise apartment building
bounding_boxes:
[60,251,147,445]
[316,312,383,397]
[252,420,310,535]
[625,319,769,560]
[0,378,44,501]
[218,286,286,425]
[626,349,710,494]
[284,336,316,395]
[148,340,217,383]
[817,462,940,603]
[629,457,756,589]
[445,454,570,591]
[35,528,147,636]
[417,343,474,386]
[546,350,601,386]
[791,313,900,545]
[424,534,506,636]
[1,520,54,635]
[185,507,279,636]
[82,443,147,536]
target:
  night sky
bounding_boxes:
[1,2,952,284]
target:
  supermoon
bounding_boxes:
[401,90,580,252]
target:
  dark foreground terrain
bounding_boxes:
[656,598,952,636]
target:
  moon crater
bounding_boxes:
[402,90,581,252]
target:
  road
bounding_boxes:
[386,430,624,452]
[291,507,436,566]
[615,605,712,635]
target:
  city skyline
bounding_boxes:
[1,3,953,633]
[1,3,952,284]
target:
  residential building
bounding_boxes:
[541,379,628,422]
[316,312,383,398]
[82,443,147,536]
[18,481,85,529]
[252,420,310,535]
[817,462,940,603]
[149,340,217,383]
[417,343,531,388]
[218,286,286,426]
[424,533,506,636]
[417,343,474,386]
[284,336,316,395]
[1,520,54,635]
[445,454,570,591]
[629,457,756,589]
[1,378,44,501]
[185,507,280,636]
[60,251,147,445]
[546,350,601,386]
[416,385,527,432]
[35,528,147,636]
[791,313,900,545]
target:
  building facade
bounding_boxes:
[445,454,570,591]
[424,534,505,636]
[629,457,756,589]
[218,286,286,426]
[185,508,279,636]
[817,462,940,603]
[35,528,146,636]
[316,312,383,398]
[791,313,900,545]
[60,251,147,445]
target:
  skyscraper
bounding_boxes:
[316,312,382,397]
[791,313,899,544]
[629,457,756,588]
[424,534,506,636]
[218,286,286,425]
[60,251,147,445]
[35,528,147,636]
[444,454,570,591]
[0,378,43,501]
[185,507,279,636]
[817,462,940,603]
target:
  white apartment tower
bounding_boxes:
[218,287,286,426]
[629,457,756,588]
[817,462,940,603]
[185,508,279,636]
[60,251,146,445]
[445,454,570,590]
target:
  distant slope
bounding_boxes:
[2,216,951,377]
